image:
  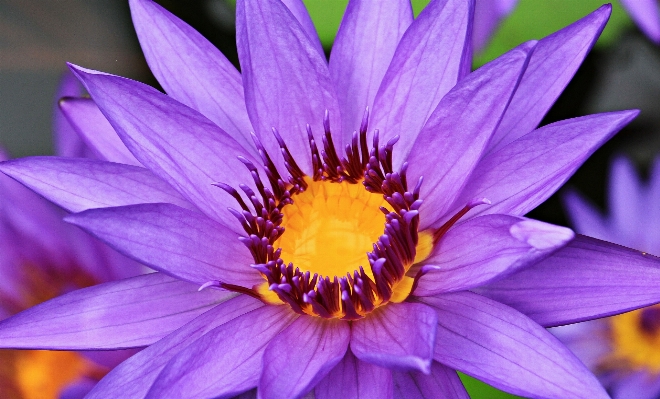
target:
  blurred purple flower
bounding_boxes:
[473,0,519,53]
[556,156,660,399]
[0,74,144,398]
[2,0,660,398]
[620,0,660,44]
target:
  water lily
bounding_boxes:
[555,156,660,399]
[2,0,660,398]
[0,74,144,398]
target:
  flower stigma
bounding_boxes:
[215,111,468,320]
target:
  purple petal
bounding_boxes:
[66,203,260,286]
[487,5,611,152]
[477,235,660,327]
[0,157,194,213]
[415,215,573,296]
[608,156,645,244]
[562,190,612,242]
[611,371,660,399]
[236,0,341,174]
[329,0,412,141]
[620,0,660,43]
[0,273,235,349]
[260,316,350,399]
[392,361,469,399]
[68,65,260,229]
[407,42,534,228]
[129,0,256,152]
[315,351,393,399]
[53,71,90,158]
[351,302,437,373]
[449,111,638,224]
[147,305,298,399]
[472,0,518,53]
[86,295,264,399]
[280,0,324,55]
[371,0,473,169]
[59,378,97,399]
[59,97,141,166]
[421,291,609,398]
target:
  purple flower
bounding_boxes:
[1,0,660,397]
[555,156,660,399]
[473,0,519,52]
[0,74,144,398]
[620,0,660,44]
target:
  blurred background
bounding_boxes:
[1,0,659,397]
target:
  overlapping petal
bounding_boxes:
[329,0,412,141]
[315,351,393,399]
[86,295,264,399]
[0,273,234,350]
[421,292,609,398]
[0,157,194,213]
[414,215,573,296]
[562,190,612,242]
[66,203,260,286]
[351,302,437,374]
[146,305,297,399]
[260,316,350,399]
[371,0,473,167]
[53,71,90,158]
[280,0,324,55]
[477,235,660,327]
[392,361,469,399]
[236,0,341,174]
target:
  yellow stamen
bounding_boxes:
[607,305,660,373]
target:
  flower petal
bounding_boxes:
[129,0,255,151]
[86,295,264,399]
[450,110,638,224]
[562,190,612,242]
[351,302,437,374]
[0,273,234,349]
[59,97,141,166]
[392,361,469,399]
[53,71,93,159]
[260,316,350,399]
[472,0,518,53]
[69,64,259,228]
[329,0,412,141]
[620,0,660,43]
[487,5,611,152]
[407,42,534,228]
[146,305,297,399]
[421,292,609,398]
[280,0,324,55]
[415,215,573,296]
[371,0,473,168]
[236,0,341,174]
[65,203,260,286]
[315,351,393,399]
[0,157,194,213]
[611,371,660,399]
[608,156,644,244]
[476,234,660,327]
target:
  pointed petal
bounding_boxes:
[392,361,469,399]
[280,0,324,55]
[351,302,437,373]
[66,203,260,287]
[329,0,412,140]
[620,0,660,43]
[477,235,660,327]
[69,65,259,229]
[146,305,297,399]
[421,292,609,398]
[562,190,612,241]
[608,156,644,242]
[129,0,255,151]
[0,273,235,349]
[472,0,518,53]
[371,0,473,168]
[86,295,264,399]
[415,215,573,296]
[0,157,194,213]
[260,316,350,399]
[236,0,341,174]
[53,71,89,158]
[59,97,141,166]
[488,5,611,152]
[315,351,393,399]
[450,110,638,224]
[407,43,533,228]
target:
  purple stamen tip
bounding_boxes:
[198,280,222,291]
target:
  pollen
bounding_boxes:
[606,305,660,373]
[276,177,388,280]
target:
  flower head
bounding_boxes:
[2,1,660,398]
[555,156,660,398]
[0,73,144,398]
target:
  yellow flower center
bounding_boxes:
[607,305,660,373]
[276,178,388,280]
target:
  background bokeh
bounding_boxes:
[2,1,660,397]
